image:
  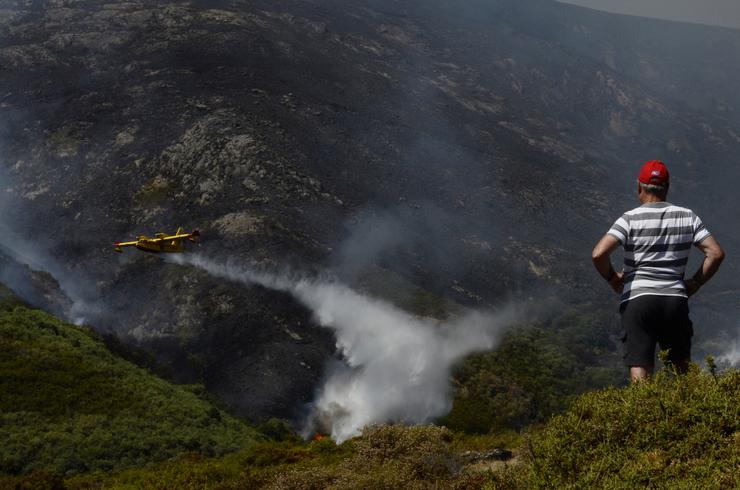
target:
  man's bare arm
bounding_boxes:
[592,234,624,293]
[685,236,725,297]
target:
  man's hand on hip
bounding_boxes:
[609,271,625,295]
[684,278,701,297]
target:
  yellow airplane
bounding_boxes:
[114,228,200,253]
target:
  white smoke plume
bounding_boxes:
[717,337,740,367]
[171,254,519,442]
[0,221,103,325]
[0,162,104,325]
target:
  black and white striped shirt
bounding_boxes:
[607,202,711,304]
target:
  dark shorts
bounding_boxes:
[619,295,693,367]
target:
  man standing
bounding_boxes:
[592,160,725,381]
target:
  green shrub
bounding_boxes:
[0,283,29,311]
[440,371,533,433]
[267,425,459,489]
[0,306,259,475]
[257,418,300,442]
[525,365,740,488]
[444,313,623,435]
[64,436,355,489]
[6,469,66,490]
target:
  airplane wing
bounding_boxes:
[144,230,199,241]
[166,230,200,241]
[114,240,138,253]
[143,235,183,244]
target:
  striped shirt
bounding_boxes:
[607,202,711,304]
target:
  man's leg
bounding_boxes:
[630,365,654,381]
[621,297,658,381]
[658,297,693,374]
[672,358,690,374]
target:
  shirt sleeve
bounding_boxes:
[607,214,630,245]
[692,213,711,245]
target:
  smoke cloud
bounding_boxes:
[171,254,518,442]
[718,337,740,367]
[0,222,104,325]
[0,164,102,324]
[332,209,414,280]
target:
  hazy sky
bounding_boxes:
[558,0,740,30]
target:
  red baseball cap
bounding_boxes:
[638,160,669,186]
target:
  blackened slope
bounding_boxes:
[99,258,336,421]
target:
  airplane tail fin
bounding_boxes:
[114,242,123,253]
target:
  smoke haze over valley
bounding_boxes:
[0,0,738,436]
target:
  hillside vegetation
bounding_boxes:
[2,297,735,490]
[442,309,623,434]
[61,365,734,489]
[0,300,260,476]
[526,362,740,488]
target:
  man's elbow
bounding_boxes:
[592,235,619,265]
[704,244,726,265]
[591,247,605,265]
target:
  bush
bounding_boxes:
[267,425,459,489]
[257,418,300,442]
[0,306,260,475]
[525,365,740,488]
[444,317,623,434]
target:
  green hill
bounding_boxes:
[0,299,260,476]
[0,285,736,489]
[9,363,734,489]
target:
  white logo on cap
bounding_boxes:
[651,170,661,176]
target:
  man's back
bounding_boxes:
[591,160,725,380]
[608,202,711,304]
